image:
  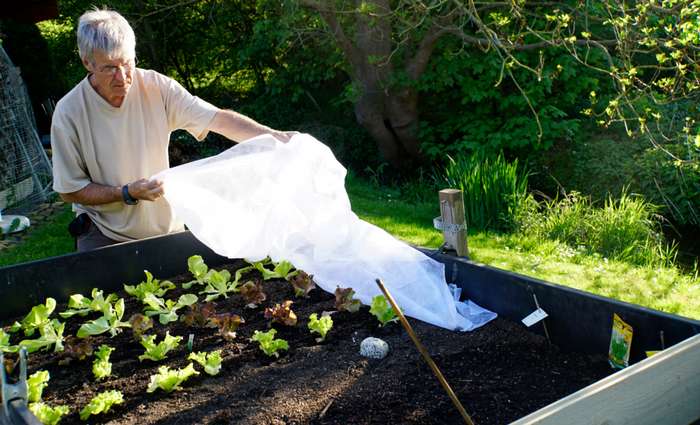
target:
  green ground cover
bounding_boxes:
[1,177,698,320]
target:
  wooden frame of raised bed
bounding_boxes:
[1,231,699,424]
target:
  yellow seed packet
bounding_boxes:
[608,313,633,369]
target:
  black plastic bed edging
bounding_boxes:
[1,231,698,366]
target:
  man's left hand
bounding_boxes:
[272,131,299,143]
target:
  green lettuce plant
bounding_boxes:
[18,298,56,337]
[147,363,199,393]
[369,295,398,326]
[16,319,65,353]
[143,293,198,325]
[124,270,175,301]
[251,329,288,358]
[92,345,114,380]
[138,332,182,362]
[198,269,240,302]
[0,329,15,353]
[77,298,130,338]
[59,289,117,318]
[79,390,124,420]
[28,402,69,425]
[27,370,50,403]
[182,255,209,288]
[251,258,297,280]
[308,313,333,342]
[188,350,222,375]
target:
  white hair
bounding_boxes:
[77,8,136,64]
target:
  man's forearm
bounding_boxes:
[59,182,121,205]
[209,109,275,143]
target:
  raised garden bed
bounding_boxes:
[1,232,699,424]
[2,257,615,425]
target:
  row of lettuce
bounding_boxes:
[0,255,398,424]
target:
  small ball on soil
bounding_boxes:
[360,337,389,359]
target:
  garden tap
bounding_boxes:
[0,348,41,425]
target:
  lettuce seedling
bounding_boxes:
[27,370,50,403]
[240,279,266,308]
[59,289,117,318]
[124,270,175,301]
[251,329,288,358]
[308,313,333,342]
[28,402,69,425]
[92,345,114,380]
[147,363,199,393]
[143,293,198,325]
[79,390,124,420]
[0,329,15,353]
[16,319,65,353]
[128,314,153,341]
[369,295,398,326]
[188,350,222,375]
[288,271,316,298]
[58,336,93,365]
[264,301,297,326]
[251,259,297,280]
[181,302,216,328]
[77,298,130,338]
[334,287,361,313]
[208,313,243,341]
[199,269,240,302]
[19,298,56,337]
[138,331,182,362]
[182,255,209,289]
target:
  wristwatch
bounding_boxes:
[122,184,139,205]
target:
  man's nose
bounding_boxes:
[114,66,129,82]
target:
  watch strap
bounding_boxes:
[122,184,139,205]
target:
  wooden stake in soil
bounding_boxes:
[438,189,469,257]
[375,279,475,425]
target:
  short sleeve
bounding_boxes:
[159,75,219,141]
[51,109,91,194]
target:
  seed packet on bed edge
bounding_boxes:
[608,313,633,369]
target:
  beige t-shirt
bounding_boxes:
[51,68,218,242]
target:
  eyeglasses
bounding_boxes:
[96,58,137,76]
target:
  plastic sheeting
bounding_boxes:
[156,134,496,331]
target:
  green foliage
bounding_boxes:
[27,370,50,403]
[418,43,603,158]
[142,293,198,325]
[59,289,117,318]
[442,152,530,232]
[307,313,333,342]
[15,319,65,354]
[79,390,124,420]
[77,298,130,338]
[369,295,398,326]
[124,270,176,301]
[517,189,677,266]
[251,329,288,358]
[184,255,209,288]
[19,298,56,337]
[188,350,223,376]
[28,402,70,425]
[147,363,199,393]
[92,345,114,380]
[138,332,182,362]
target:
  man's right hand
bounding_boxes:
[127,178,164,201]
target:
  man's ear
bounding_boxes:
[82,57,93,72]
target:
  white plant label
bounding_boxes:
[522,308,548,327]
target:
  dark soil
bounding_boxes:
[3,261,613,424]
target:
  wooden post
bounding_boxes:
[438,189,468,257]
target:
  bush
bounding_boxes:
[518,189,677,266]
[441,152,529,232]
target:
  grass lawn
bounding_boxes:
[2,177,698,320]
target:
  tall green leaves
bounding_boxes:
[442,152,529,232]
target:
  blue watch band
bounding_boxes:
[122,185,138,205]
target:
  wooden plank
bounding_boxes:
[439,189,468,257]
[512,334,700,425]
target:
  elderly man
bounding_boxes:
[51,8,295,251]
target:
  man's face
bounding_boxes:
[83,50,135,102]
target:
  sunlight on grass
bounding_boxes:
[347,177,700,321]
